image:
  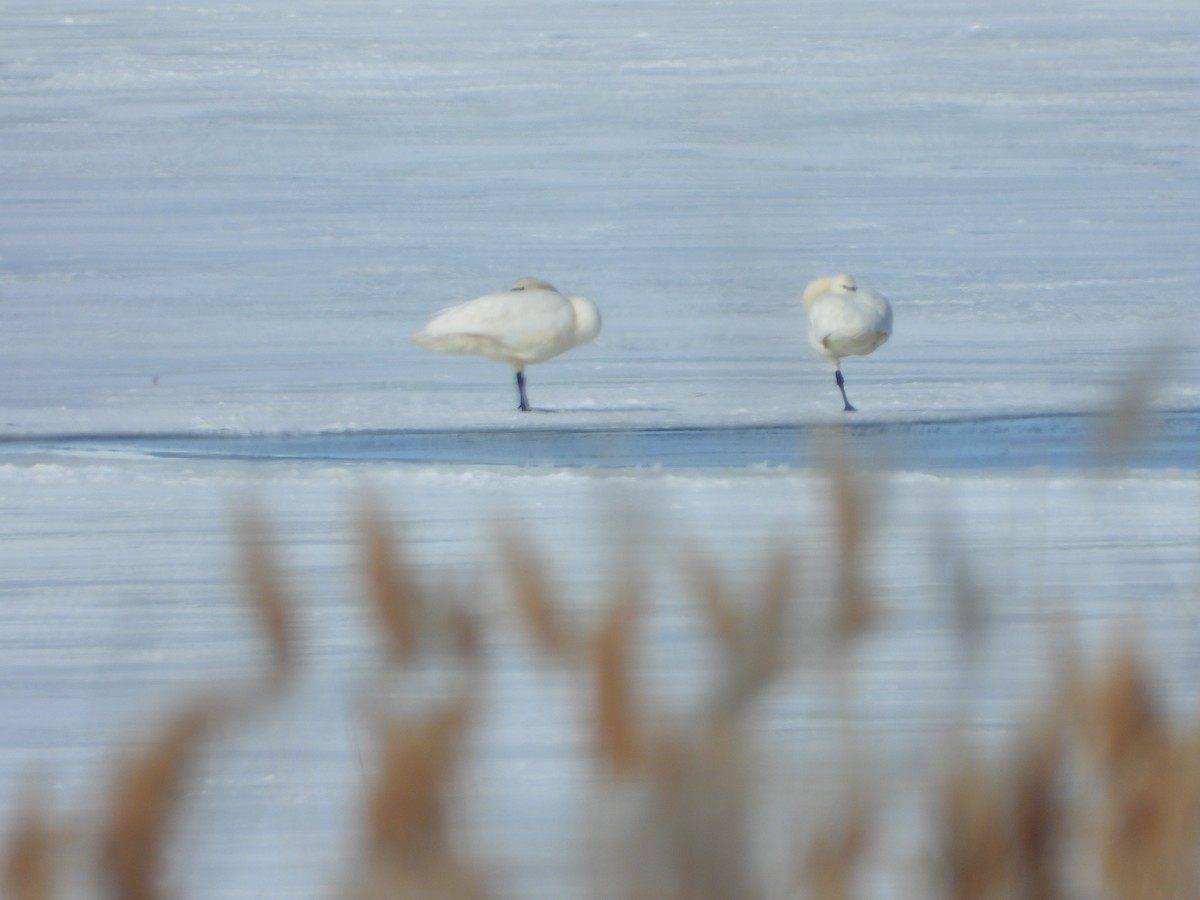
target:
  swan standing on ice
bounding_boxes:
[803,274,892,412]
[412,277,602,411]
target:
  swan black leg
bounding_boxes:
[835,369,856,412]
[516,371,530,412]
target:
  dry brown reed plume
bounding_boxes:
[1077,643,1200,900]
[358,499,483,666]
[497,518,777,897]
[98,699,220,900]
[592,589,643,777]
[800,796,872,900]
[935,715,1070,900]
[495,525,578,661]
[498,509,780,900]
[496,525,797,900]
[686,540,796,719]
[0,508,301,900]
[348,502,487,900]
[820,440,879,645]
[1008,713,1066,900]
[923,636,1200,900]
[358,499,424,663]
[96,508,302,900]
[350,690,486,900]
[2,778,56,900]
[234,505,300,691]
[935,740,1017,900]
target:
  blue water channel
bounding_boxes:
[3,410,1197,470]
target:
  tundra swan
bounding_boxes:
[412,277,602,411]
[803,274,892,412]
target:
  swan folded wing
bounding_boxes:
[412,289,577,365]
[808,294,892,358]
[490,293,577,362]
[807,297,867,333]
[419,290,529,333]
[820,328,890,357]
[410,330,519,363]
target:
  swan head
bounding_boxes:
[802,273,858,309]
[511,277,559,293]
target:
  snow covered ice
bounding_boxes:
[4,0,1198,433]
[1,0,1199,896]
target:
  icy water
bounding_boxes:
[4,409,1200,469]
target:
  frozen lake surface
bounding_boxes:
[2,0,1198,895]
[3,0,1200,437]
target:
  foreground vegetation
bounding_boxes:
[3,439,1197,900]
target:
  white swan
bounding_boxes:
[803,274,893,412]
[412,277,602,411]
